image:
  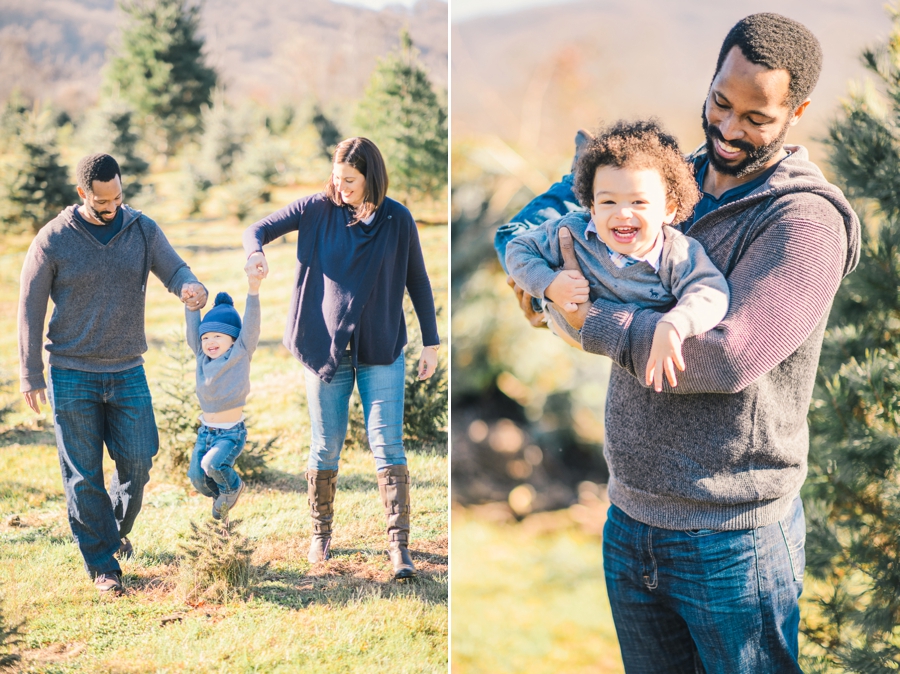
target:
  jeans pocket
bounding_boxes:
[779,501,806,583]
[685,528,719,538]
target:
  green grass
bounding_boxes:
[451,510,623,674]
[0,187,448,672]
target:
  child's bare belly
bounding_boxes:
[203,406,244,423]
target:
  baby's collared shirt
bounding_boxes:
[585,219,664,272]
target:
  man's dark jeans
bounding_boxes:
[603,498,806,673]
[48,365,159,578]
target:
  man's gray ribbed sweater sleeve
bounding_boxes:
[582,216,847,394]
[18,244,53,392]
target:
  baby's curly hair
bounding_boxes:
[573,120,700,225]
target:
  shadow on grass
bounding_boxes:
[0,425,56,448]
[0,481,62,508]
[261,470,446,495]
[254,550,448,610]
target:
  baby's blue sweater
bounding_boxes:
[186,294,260,413]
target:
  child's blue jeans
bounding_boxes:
[188,421,247,497]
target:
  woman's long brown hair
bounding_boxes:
[325,137,389,224]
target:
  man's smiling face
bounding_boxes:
[702,46,808,178]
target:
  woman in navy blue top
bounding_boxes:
[243,138,440,579]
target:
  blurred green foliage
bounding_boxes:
[802,7,900,672]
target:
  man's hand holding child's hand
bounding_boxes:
[646,322,686,392]
[181,283,208,311]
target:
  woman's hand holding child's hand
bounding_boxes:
[546,270,589,312]
[646,322,685,392]
[246,258,265,295]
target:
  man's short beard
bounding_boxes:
[87,202,119,223]
[701,103,790,178]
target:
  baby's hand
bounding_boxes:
[645,322,685,392]
[247,265,264,293]
[545,270,589,312]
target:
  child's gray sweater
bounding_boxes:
[18,205,201,392]
[506,214,730,345]
[186,294,260,414]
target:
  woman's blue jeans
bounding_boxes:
[602,497,806,674]
[188,422,246,497]
[47,365,159,579]
[303,353,406,471]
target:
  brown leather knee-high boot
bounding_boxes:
[377,464,416,579]
[306,469,338,563]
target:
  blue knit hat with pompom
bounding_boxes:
[199,292,241,339]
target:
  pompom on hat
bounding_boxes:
[199,292,241,339]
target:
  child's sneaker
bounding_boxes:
[212,479,245,520]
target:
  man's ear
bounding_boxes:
[789,98,811,127]
[76,186,87,200]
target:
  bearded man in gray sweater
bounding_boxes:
[18,154,207,595]
[499,14,860,674]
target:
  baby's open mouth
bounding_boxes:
[612,226,638,243]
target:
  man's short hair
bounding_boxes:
[573,119,700,225]
[76,154,121,194]
[714,13,823,109]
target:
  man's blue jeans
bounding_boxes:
[603,498,806,674]
[188,421,246,497]
[303,353,406,471]
[48,365,159,578]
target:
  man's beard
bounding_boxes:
[87,202,119,224]
[701,103,790,178]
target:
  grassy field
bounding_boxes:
[0,185,449,672]
[451,508,623,674]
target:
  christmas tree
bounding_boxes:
[355,29,447,200]
[106,0,217,155]
[803,7,900,672]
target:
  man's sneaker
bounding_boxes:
[116,537,133,560]
[94,572,122,595]
[212,479,245,520]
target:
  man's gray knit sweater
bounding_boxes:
[18,205,201,392]
[506,215,730,345]
[580,145,861,531]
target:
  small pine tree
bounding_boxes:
[0,104,77,233]
[178,515,257,602]
[106,0,217,155]
[155,335,201,479]
[80,99,151,202]
[355,28,448,200]
[311,104,341,159]
[802,8,900,672]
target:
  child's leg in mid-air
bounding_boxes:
[199,424,247,496]
[188,427,219,497]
